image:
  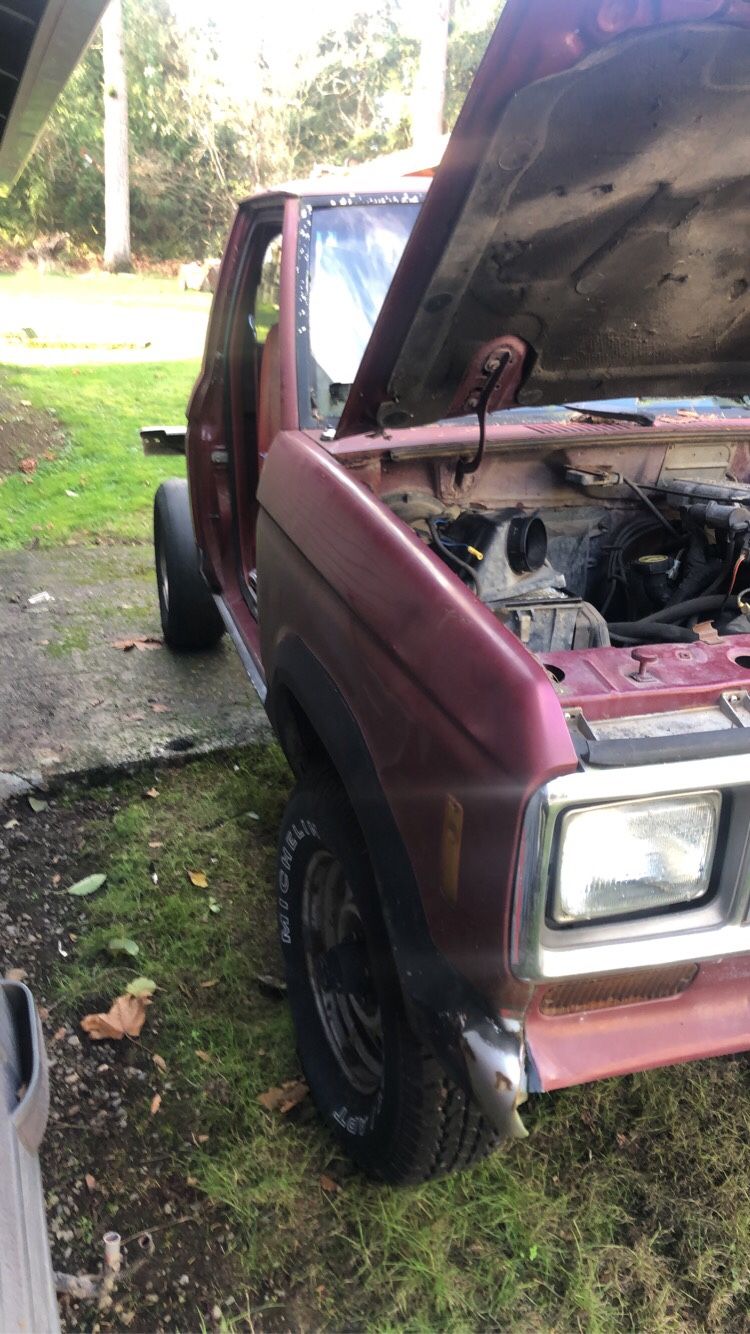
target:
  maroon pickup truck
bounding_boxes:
[145,0,750,1182]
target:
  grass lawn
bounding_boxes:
[0,359,195,547]
[0,271,204,547]
[0,269,277,549]
[28,750,750,1333]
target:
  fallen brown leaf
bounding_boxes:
[151,702,170,714]
[52,873,61,887]
[319,1174,341,1194]
[199,979,218,989]
[112,635,163,652]
[52,1026,66,1042]
[85,1173,97,1192]
[257,1078,309,1115]
[18,457,36,474]
[80,992,151,1041]
[195,1049,211,1063]
[148,841,163,849]
[187,869,208,888]
[186,1176,198,1187]
[145,788,159,799]
[150,1093,162,1115]
[153,1053,167,1073]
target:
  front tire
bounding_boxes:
[277,769,499,1182]
[153,479,224,651]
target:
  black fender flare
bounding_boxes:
[265,635,527,1136]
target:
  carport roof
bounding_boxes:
[0,0,108,193]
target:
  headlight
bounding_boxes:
[553,791,720,924]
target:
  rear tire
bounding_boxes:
[277,768,499,1183]
[153,479,224,651]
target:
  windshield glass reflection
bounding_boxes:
[308,202,420,422]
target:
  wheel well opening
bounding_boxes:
[274,685,333,779]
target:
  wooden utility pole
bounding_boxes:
[411,0,451,148]
[101,0,131,271]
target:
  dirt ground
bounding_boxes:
[0,383,66,475]
[2,783,254,1331]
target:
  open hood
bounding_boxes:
[337,0,750,438]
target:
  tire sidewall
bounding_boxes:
[277,784,411,1170]
[153,480,223,650]
[153,508,170,631]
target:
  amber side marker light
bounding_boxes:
[539,963,699,1016]
[440,794,463,906]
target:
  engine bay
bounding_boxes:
[382,455,750,657]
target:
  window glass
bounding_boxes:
[256,233,282,340]
[307,202,420,422]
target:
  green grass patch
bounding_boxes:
[45,623,90,656]
[54,752,750,1331]
[0,269,278,549]
[0,359,197,548]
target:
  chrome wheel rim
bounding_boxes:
[301,849,383,1095]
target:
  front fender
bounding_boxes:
[266,635,527,1139]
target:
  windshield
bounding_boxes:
[306,201,420,424]
[304,201,750,430]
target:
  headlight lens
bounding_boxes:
[553,792,720,924]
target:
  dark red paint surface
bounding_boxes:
[543,640,750,720]
[528,956,750,1091]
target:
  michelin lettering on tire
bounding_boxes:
[278,820,319,944]
[333,1086,384,1137]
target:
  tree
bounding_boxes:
[444,3,501,127]
[101,0,131,271]
[411,1,451,147]
[0,0,501,260]
[290,9,418,173]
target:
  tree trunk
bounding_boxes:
[411,1,451,149]
[102,0,131,272]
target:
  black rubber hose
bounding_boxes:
[640,594,738,624]
[665,534,718,606]
[608,622,698,644]
[607,593,741,642]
